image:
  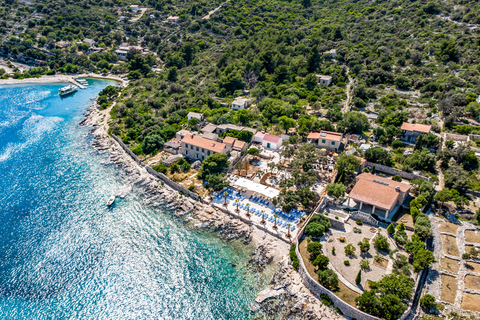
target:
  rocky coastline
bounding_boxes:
[80,101,345,320]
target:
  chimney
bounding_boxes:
[395,186,400,192]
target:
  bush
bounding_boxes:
[152,163,168,174]
[420,294,436,311]
[391,140,403,149]
[320,294,332,306]
[345,243,356,256]
[374,235,390,252]
[356,219,363,225]
[290,244,299,270]
[307,242,323,261]
[188,184,195,191]
[360,259,370,269]
[356,270,362,285]
[462,253,471,260]
[344,260,350,266]
[358,239,370,253]
[392,175,402,182]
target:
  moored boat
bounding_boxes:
[107,195,116,207]
[58,85,77,96]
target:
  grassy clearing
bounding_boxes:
[438,222,460,234]
[466,261,480,273]
[461,293,480,312]
[464,230,480,244]
[464,275,480,290]
[440,274,457,304]
[441,234,459,257]
[440,257,460,274]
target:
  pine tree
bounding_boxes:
[356,270,361,285]
[387,223,395,235]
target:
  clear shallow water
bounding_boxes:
[0,80,269,319]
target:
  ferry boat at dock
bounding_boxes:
[58,85,77,96]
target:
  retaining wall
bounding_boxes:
[364,161,431,182]
[111,134,200,200]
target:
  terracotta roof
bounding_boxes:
[348,172,412,210]
[356,173,411,193]
[348,179,400,210]
[307,131,342,142]
[401,122,431,134]
[233,140,246,149]
[223,136,237,145]
[263,134,282,143]
[181,134,226,153]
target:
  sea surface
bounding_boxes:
[0,80,271,319]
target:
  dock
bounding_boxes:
[70,78,86,89]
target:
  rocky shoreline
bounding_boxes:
[80,101,345,320]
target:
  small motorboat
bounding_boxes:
[77,79,88,86]
[107,195,116,207]
[59,85,77,96]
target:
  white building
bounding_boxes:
[187,112,204,124]
[254,132,283,149]
[130,5,139,13]
[231,97,251,110]
[322,49,337,58]
[316,75,333,86]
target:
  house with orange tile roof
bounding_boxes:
[181,134,228,161]
[307,130,343,151]
[400,122,431,143]
[346,173,411,221]
[222,136,248,153]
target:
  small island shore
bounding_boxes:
[0,73,128,87]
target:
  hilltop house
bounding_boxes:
[346,173,411,221]
[400,122,431,143]
[231,97,251,110]
[307,131,343,152]
[181,134,228,161]
[316,75,333,86]
[187,112,204,125]
[254,132,283,149]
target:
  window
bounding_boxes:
[185,143,188,149]
[332,141,335,145]
[196,147,199,151]
[201,148,204,153]
[190,145,193,150]
[196,154,199,158]
[202,155,204,160]
[322,139,326,143]
[208,151,211,155]
[185,150,188,155]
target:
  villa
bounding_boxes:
[231,97,251,110]
[400,122,431,143]
[181,134,228,161]
[316,75,333,86]
[346,173,411,221]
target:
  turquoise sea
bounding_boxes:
[0,80,270,319]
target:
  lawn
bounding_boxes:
[464,230,480,244]
[440,257,460,274]
[461,293,480,312]
[441,234,459,257]
[440,274,457,304]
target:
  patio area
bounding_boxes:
[210,187,304,240]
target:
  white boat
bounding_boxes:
[58,85,77,96]
[77,79,88,85]
[107,195,116,207]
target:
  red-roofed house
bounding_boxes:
[254,132,283,149]
[181,134,228,161]
[400,122,431,143]
[307,131,343,151]
[346,173,411,221]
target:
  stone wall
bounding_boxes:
[364,161,431,182]
[112,134,200,201]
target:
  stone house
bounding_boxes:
[307,131,343,152]
[316,75,333,86]
[181,134,228,161]
[231,97,251,110]
[400,122,431,143]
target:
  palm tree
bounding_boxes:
[286,223,292,240]
[260,210,266,225]
[223,191,228,207]
[273,214,278,230]
[245,203,251,218]
[234,199,240,213]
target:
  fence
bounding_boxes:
[111,134,200,200]
[364,161,431,182]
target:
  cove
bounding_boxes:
[0,80,268,319]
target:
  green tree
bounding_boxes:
[356,270,362,285]
[312,254,329,270]
[317,269,339,290]
[358,239,370,253]
[374,235,390,252]
[420,294,436,311]
[307,242,323,261]
[345,244,356,256]
[167,66,178,82]
[305,222,325,238]
[278,116,296,133]
[412,248,435,272]
[337,112,370,134]
[387,223,395,235]
[326,183,347,200]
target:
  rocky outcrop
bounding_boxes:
[251,261,345,320]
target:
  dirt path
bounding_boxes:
[203,1,229,20]
[343,67,354,113]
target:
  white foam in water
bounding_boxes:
[0,114,63,162]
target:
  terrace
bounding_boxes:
[210,187,305,240]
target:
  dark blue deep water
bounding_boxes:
[0,80,269,319]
